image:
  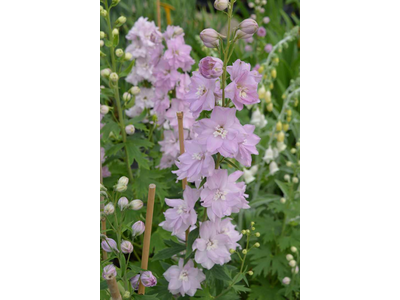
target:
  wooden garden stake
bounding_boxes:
[176,112,187,189]
[138,184,157,295]
[176,112,190,242]
[105,277,122,300]
[156,0,161,29]
[160,2,175,25]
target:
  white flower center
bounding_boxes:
[238,85,248,98]
[179,270,189,281]
[213,125,228,139]
[196,85,207,96]
[214,189,227,201]
[176,205,186,215]
[192,153,203,160]
[206,239,218,250]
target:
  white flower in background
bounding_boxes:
[263,147,279,163]
[130,199,143,210]
[100,105,109,115]
[284,174,291,182]
[243,169,255,184]
[289,260,296,267]
[250,108,267,128]
[269,161,279,175]
[276,141,287,152]
[118,197,129,210]
[248,2,255,8]
[125,124,135,135]
[282,277,291,285]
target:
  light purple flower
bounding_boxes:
[245,45,253,52]
[200,28,220,48]
[153,92,171,124]
[158,154,177,170]
[164,258,205,297]
[199,56,223,79]
[165,99,195,129]
[192,220,232,269]
[214,218,242,250]
[245,36,254,43]
[164,36,195,72]
[184,71,217,118]
[160,186,200,236]
[225,59,261,110]
[159,129,187,159]
[135,87,155,109]
[257,27,267,37]
[118,197,129,210]
[172,140,215,182]
[235,124,261,167]
[130,274,140,290]
[125,105,144,119]
[163,25,184,40]
[253,64,260,71]
[200,169,246,220]
[121,240,133,254]
[101,238,119,253]
[264,43,273,53]
[103,264,117,280]
[194,106,242,157]
[176,73,191,100]
[132,221,145,236]
[153,58,181,93]
[102,166,111,178]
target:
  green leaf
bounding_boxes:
[120,59,135,77]
[210,265,231,282]
[198,177,207,189]
[152,241,186,261]
[275,179,290,197]
[101,121,121,141]
[185,227,199,258]
[132,168,171,201]
[134,294,160,300]
[232,285,252,293]
[223,159,242,170]
[125,141,149,169]
[100,280,108,290]
[105,143,124,156]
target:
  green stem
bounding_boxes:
[104,1,134,183]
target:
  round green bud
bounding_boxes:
[115,48,124,57]
[255,232,260,237]
[248,271,254,276]
[110,72,119,82]
[112,28,119,36]
[242,249,247,255]
[100,31,105,39]
[241,230,246,235]
[118,16,126,24]
[229,249,235,254]
[254,242,260,248]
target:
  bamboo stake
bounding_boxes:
[176,112,190,242]
[156,0,161,29]
[176,112,187,189]
[100,151,107,260]
[138,184,156,295]
[106,277,122,300]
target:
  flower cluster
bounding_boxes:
[124,18,196,169]
[161,2,262,297]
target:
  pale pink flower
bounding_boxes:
[165,99,195,129]
[164,36,195,72]
[214,218,242,250]
[200,169,246,220]
[192,220,232,269]
[235,124,261,167]
[199,56,223,79]
[176,73,191,100]
[164,258,205,297]
[173,140,215,182]
[159,186,200,236]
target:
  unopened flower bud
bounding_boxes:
[286,109,292,116]
[239,19,259,35]
[112,28,119,36]
[282,277,291,285]
[235,30,253,40]
[291,246,297,253]
[123,291,130,299]
[254,242,260,248]
[286,254,294,261]
[251,227,255,231]
[132,221,145,236]
[100,40,104,47]
[284,174,290,182]
[118,197,129,210]
[248,2,255,8]
[110,72,119,82]
[214,0,229,11]
[265,90,271,103]
[125,124,135,135]
[130,86,140,95]
[258,86,266,100]
[124,52,132,60]
[101,237,119,253]
[241,230,246,234]
[123,92,132,101]
[292,177,299,183]
[271,68,277,78]
[296,141,300,147]
[248,270,254,276]
[101,68,111,77]
[102,264,117,280]
[200,28,220,48]
[100,9,108,17]
[199,56,223,79]
[229,249,236,254]
[276,121,282,131]
[255,232,260,237]
[283,123,289,131]
[263,16,270,24]
[242,249,248,255]
[291,148,297,154]
[286,161,293,167]
[118,176,129,186]
[115,48,124,57]
[280,197,286,204]
[267,102,273,112]
[117,16,126,24]
[277,131,285,142]
[100,105,110,115]
[246,229,251,234]
[100,31,105,39]
[130,199,143,210]
[289,260,296,267]
[292,266,299,274]
[104,203,115,215]
[121,240,133,254]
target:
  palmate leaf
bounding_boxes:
[270,253,288,278]
[152,240,186,261]
[125,140,149,169]
[248,284,285,300]
[250,248,273,278]
[151,227,171,254]
[132,168,170,201]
